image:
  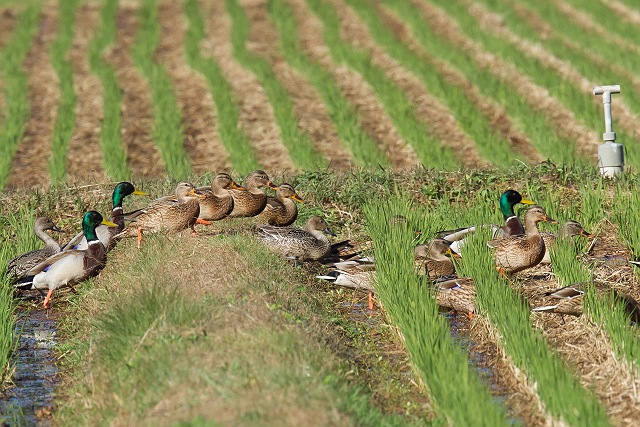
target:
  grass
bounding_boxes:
[225,0,327,171]
[132,0,192,179]
[183,0,261,175]
[88,0,130,180]
[267,0,389,167]
[0,3,40,190]
[306,0,460,170]
[48,0,80,183]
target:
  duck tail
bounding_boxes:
[532,305,559,313]
[13,275,35,290]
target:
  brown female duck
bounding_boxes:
[227,170,275,218]
[415,238,459,281]
[256,183,304,226]
[7,217,63,280]
[540,220,593,264]
[196,173,245,221]
[257,216,335,264]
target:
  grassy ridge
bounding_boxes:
[226,0,327,170]
[132,0,191,179]
[183,0,260,175]
[364,196,508,426]
[0,3,40,190]
[267,0,388,167]
[88,0,130,180]
[306,0,460,170]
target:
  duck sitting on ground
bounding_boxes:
[256,183,304,226]
[257,216,335,264]
[488,206,557,275]
[13,211,117,308]
[227,170,275,218]
[7,217,63,280]
[540,220,593,264]
[196,172,245,221]
[115,182,207,248]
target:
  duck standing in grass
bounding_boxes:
[63,182,148,252]
[227,170,275,218]
[257,216,335,264]
[415,238,459,281]
[115,182,207,249]
[540,220,593,265]
[7,217,63,280]
[196,173,245,221]
[256,183,304,226]
[488,206,557,275]
[13,211,117,308]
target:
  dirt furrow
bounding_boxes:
[156,0,229,176]
[65,2,106,184]
[412,1,599,162]
[7,8,59,189]
[106,4,165,179]
[333,0,489,169]
[468,2,640,142]
[604,0,640,26]
[0,8,18,116]
[287,0,419,170]
[377,4,544,164]
[203,0,295,173]
[241,0,353,171]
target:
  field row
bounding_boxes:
[1,0,640,188]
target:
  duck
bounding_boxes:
[63,182,148,252]
[13,211,117,308]
[115,182,207,248]
[256,216,335,264]
[415,238,459,281]
[256,183,304,226]
[7,217,63,280]
[540,220,593,264]
[196,173,245,221]
[438,189,535,254]
[227,170,275,218]
[487,206,557,275]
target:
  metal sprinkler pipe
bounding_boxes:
[593,85,623,177]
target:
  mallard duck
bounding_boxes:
[257,216,335,263]
[415,238,459,281]
[196,173,245,221]
[13,211,117,308]
[438,189,535,253]
[540,220,593,264]
[115,182,206,248]
[7,217,63,279]
[227,170,275,218]
[488,206,557,275]
[63,182,148,252]
[256,183,304,226]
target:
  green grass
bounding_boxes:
[88,0,130,180]
[132,0,192,179]
[306,0,460,170]
[0,3,40,190]
[49,0,81,183]
[225,0,327,171]
[267,0,388,167]
[364,195,509,426]
[183,0,260,175]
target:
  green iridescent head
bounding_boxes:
[112,182,148,208]
[82,211,117,242]
[499,190,534,219]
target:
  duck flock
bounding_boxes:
[5,173,635,321]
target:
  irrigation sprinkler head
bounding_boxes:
[593,84,624,177]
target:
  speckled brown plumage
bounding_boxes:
[256,183,303,226]
[227,170,274,218]
[196,173,244,221]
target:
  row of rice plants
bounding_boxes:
[383,0,588,167]
[0,3,41,190]
[131,0,191,179]
[484,0,640,128]
[225,0,327,170]
[49,0,81,183]
[183,0,260,175]
[432,195,610,426]
[305,0,460,170]
[428,0,640,170]
[364,196,509,426]
[266,0,388,167]
[347,0,518,167]
[87,0,130,180]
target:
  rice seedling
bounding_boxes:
[88,0,130,180]
[132,0,192,179]
[267,0,389,167]
[364,196,509,426]
[306,0,460,170]
[225,0,327,170]
[383,0,588,167]
[0,3,40,190]
[183,0,260,174]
